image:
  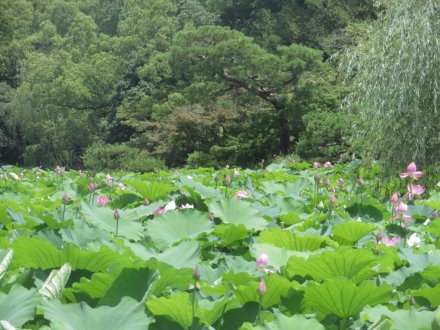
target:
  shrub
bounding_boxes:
[83,144,165,172]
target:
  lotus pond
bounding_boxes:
[0,161,440,329]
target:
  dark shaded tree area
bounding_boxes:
[0,0,377,169]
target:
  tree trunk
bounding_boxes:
[278,108,290,155]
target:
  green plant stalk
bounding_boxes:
[191,279,198,329]
[256,295,263,325]
[115,220,119,238]
[62,204,66,221]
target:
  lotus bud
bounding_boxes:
[325,178,331,187]
[257,278,267,295]
[89,182,98,192]
[313,162,321,168]
[314,173,320,184]
[224,175,231,186]
[337,178,344,187]
[62,192,70,204]
[329,194,337,209]
[114,209,120,221]
[323,161,332,168]
[214,173,220,182]
[144,198,150,206]
[193,265,201,281]
[390,192,400,205]
[208,212,214,221]
[256,253,269,271]
[358,177,365,186]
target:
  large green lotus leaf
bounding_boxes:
[80,202,144,241]
[12,237,128,272]
[384,248,440,286]
[254,313,325,330]
[42,296,152,330]
[98,267,158,307]
[304,278,392,318]
[126,180,174,201]
[361,305,435,330]
[208,199,269,230]
[261,178,312,198]
[425,219,440,235]
[259,228,330,251]
[346,197,389,222]
[70,273,115,300]
[214,224,249,247]
[179,175,221,201]
[110,190,143,209]
[407,203,435,217]
[60,220,109,248]
[267,195,308,214]
[332,221,376,245]
[261,273,294,309]
[197,295,240,326]
[0,285,41,327]
[251,243,317,271]
[128,240,201,270]
[145,210,214,250]
[413,283,440,307]
[286,248,392,284]
[147,292,193,329]
[150,264,193,296]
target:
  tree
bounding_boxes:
[342,0,440,167]
[168,25,325,155]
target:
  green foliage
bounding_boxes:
[83,144,165,172]
[342,0,440,168]
[0,161,439,328]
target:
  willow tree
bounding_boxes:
[342,0,440,167]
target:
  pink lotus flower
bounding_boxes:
[105,174,114,187]
[376,231,400,246]
[400,162,423,180]
[325,178,331,187]
[392,201,414,222]
[390,192,400,205]
[180,203,194,209]
[407,184,425,201]
[256,253,269,271]
[257,278,267,295]
[313,162,321,168]
[323,161,332,168]
[395,201,408,215]
[89,182,98,192]
[96,195,109,207]
[234,190,251,199]
[153,207,165,215]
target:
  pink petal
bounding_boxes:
[399,172,409,179]
[412,171,424,180]
[407,162,417,174]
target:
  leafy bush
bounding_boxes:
[83,144,165,172]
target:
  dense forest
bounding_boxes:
[0,0,439,171]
